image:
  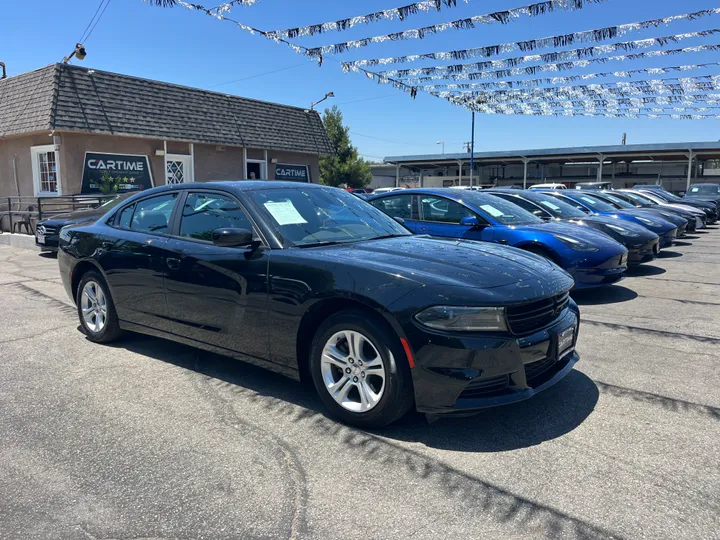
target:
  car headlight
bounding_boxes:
[554,234,599,252]
[636,216,660,227]
[415,306,507,332]
[604,223,640,238]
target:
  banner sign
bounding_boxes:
[275,164,311,182]
[81,152,154,194]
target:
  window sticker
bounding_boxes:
[540,201,561,211]
[264,200,308,225]
[480,204,505,218]
[580,196,597,205]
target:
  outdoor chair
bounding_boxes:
[12,205,36,235]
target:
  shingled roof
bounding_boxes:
[0,64,333,155]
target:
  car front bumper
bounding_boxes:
[409,309,579,415]
[570,251,628,289]
[660,229,677,249]
[628,237,659,266]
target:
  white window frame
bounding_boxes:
[246,158,267,180]
[165,153,194,184]
[30,145,62,197]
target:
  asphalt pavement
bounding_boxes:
[0,231,718,540]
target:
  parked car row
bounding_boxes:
[45,180,717,429]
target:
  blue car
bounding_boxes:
[369,188,628,289]
[542,191,678,249]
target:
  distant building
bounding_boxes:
[0,64,332,198]
[384,142,720,192]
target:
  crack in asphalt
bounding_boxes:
[595,381,720,422]
[583,319,720,346]
[77,524,172,540]
[190,373,309,540]
[0,324,77,345]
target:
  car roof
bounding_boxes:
[134,181,328,197]
[371,188,487,200]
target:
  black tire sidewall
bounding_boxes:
[76,271,120,343]
[310,311,413,428]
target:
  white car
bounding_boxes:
[372,187,405,195]
[529,183,567,190]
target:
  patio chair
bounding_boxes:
[12,205,36,235]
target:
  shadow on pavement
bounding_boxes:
[571,285,638,305]
[110,333,597,453]
[672,241,693,247]
[657,251,683,259]
[625,265,666,277]
[38,252,57,259]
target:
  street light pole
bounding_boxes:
[310,91,335,110]
[436,141,445,155]
[470,111,475,187]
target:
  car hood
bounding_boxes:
[304,236,571,290]
[39,208,106,228]
[514,221,624,249]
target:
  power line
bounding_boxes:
[77,0,106,43]
[208,62,310,88]
[83,0,112,44]
[335,94,399,106]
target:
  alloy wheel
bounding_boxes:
[81,280,108,333]
[320,330,386,413]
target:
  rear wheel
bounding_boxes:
[310,310,414,428]
[76,271,122,343]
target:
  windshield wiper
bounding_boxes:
[296,240,352,248]
[371,234,408,241]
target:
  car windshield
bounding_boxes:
[620,191,656,206]
[528,194,588,218]
[570,193,617,212]
[460,192,542,225]
[634,191,665,204]
[248,187,411,247]
[689,184,720,195]
[98,193,132,210]
[599,193,635,209]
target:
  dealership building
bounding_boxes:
[0,63,332,199]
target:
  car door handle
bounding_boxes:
[497,239,509,245]
[166,258,181,270]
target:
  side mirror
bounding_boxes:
[212,228,256,247]
[393,216,405,225]
[460,216,482,227]
[678,192,686,197]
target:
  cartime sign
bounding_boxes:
[275,164,310,183]
[81,152,154,194]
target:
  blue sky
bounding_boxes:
[2,0,719,160]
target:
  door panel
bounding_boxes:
[163,192,270,361]
[415,195,489,240]
[100,193,179,329]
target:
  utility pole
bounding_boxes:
[470,111,475,187]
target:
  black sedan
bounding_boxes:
[36,194,132,251]
[488,189,661,265]
[58,182,579,428]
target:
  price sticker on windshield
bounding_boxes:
[264,201,308,226]
[480,204,505,218]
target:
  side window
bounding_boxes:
[117,204,135,229]
[559,197,591,214]
[179,192,253,242]
[508,197,549,218]
[130,194,178,234]
[419,196,475,224]
[370,195,413,220]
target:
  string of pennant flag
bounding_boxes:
[176,0,720,119]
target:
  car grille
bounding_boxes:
[524,357,557,381]
[460,374,510,399]
[37,225,57,235]
[506,292,570,336]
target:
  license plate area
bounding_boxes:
[558,325,576,359]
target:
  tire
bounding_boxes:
[76,270,122,343]
[310,310,414,429]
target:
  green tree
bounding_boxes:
[319,105,372,188]
[98,171,121,195]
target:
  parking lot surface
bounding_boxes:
[1,233,719,540]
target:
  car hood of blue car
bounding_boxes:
[507,221,625,249]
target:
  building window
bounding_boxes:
[165,154,193,184]
[31,145,61,196]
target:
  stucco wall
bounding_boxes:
[1,132,323,200]
[0,133,56,197]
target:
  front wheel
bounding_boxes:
[310,310,414,428]
[76,271,122,343]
